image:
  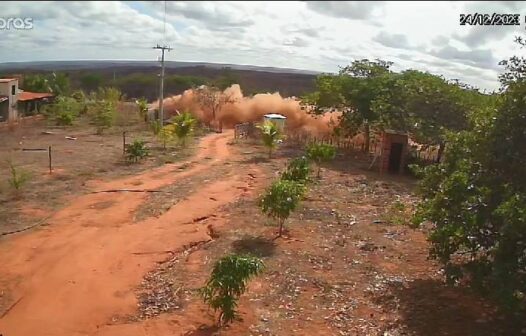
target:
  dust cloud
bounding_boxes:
[154,84,340,136]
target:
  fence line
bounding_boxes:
[285,131,439,164]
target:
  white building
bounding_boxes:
[0,78,19,122]
[263,113,287,132]
[0,78,54,123]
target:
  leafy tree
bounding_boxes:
[90,101,116,134]
[71,90,89,115]
[373,70,484,162]
[172,111,196,146]
[214,68,239,90]
[50,72,71,96]
[45,96,81,126]
[200,255,264,326]
[281,156,311,183]
[164,75,207,93]
[87,87,120,134]
[96,87,121,103]
[23,74,51,93]
[80,73,103,92]
[413,43,526,309]
[194,85,237,131]
[71,90,86,103]
[304,59,392,152]
[261,179,305,238]
[23,72,70,95]
[257,121,281,158]
[125,139,149,163]
[306,143,336,178]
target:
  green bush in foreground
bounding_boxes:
[257,121,281,158]
[281,156,311,183]
[7,161,30,191]
[125,139,149,163]
[200,255,264,326]
[306,143,336,178]
[261,179,305,238]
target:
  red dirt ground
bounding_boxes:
[0,131,261,336]
[1,131,523,336]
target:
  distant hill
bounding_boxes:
[0,60,321,100]
[0,60,321,75]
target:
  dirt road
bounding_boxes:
[0,131,259,336]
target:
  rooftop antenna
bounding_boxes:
[153,0,172,127]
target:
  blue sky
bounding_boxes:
[1,1,525,91]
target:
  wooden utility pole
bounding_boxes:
[153,44,172,127]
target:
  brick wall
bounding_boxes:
[379,132,409,174]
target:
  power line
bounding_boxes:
[153,1,171,127]
[163,0,167,44]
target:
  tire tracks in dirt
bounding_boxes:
[0,131,261,336]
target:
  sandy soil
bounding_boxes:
[1,132,523,336]
[0,131,260,336]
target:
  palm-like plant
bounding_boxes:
[172,111,196,146]
[158,125,174,150]
[257,121,281,158]
[136,98,149,122]
[200,255,264,326]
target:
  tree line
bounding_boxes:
[304,44,525,311]
[304,59,497,161]
[17,68,253,101]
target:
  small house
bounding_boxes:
[379,129,409,174]
[0,78,19,122]
[0,78,54,123]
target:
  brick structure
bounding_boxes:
[379,130,409,174]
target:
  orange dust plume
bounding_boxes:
[153,84,340,136]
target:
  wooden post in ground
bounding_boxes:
[123,131,126,155]
[48,146,52,173]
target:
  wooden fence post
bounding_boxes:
[48,146,52,174]
[123,131,126,155]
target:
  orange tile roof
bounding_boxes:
[18,91,54,102]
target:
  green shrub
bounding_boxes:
[125,139,149,163]
[46,96,81,126]
[260,179,305,238]
[55,110,75,126]
[281,156,311,183]
[200,255,264,326]
[306,143,336,178]
[7,162,30,191]
[90,101,116,134]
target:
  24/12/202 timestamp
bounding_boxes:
[460,13,520,26]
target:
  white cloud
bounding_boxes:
[1,1,524,91]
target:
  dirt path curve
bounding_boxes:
[0,131,258,336]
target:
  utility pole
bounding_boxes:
[153,44,172,127]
